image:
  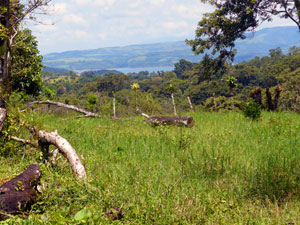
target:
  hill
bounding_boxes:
[43,26,300,71]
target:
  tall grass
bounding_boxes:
[1,111,300,224]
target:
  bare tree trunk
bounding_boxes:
[171,93,177,116]
[273,86,282,110]
[187,96,195,112]
[0,108,6,133]
[266,88,273,111]
[113,93,116,118]
[30,100,101,118]
[0,164,41,221]
[250,88,262,106]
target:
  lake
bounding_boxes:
[114,66,174,73]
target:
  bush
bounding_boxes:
[242,101,261,120]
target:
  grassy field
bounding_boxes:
[1,111,300,224]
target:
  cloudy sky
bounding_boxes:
[26,0,296,54]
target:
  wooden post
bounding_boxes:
[187,96,195,112]
[113,93,116,118]
[171,93,177,116]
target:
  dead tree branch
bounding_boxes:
[30,100,101,118]
[10,136,38,147]
[28,127,87,180]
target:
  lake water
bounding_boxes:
[114,66,174,73]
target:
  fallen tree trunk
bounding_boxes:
[30,100,101,118]
[33,129,87,180]
[0,164,41,220]
[0,108,7,133]
[141,113,194,127]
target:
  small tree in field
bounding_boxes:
[131,82,140,112]
[226,76,237,110]
[88,93,97,112]
[167,84,177,116]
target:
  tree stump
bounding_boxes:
[0,164,41,220]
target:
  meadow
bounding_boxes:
[1,111,300,224]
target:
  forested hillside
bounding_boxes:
[43,26,300,71]
[42,46,300,115]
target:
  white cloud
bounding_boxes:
[52,3,68,14]
[62,14,87,26]
[162,21,188,30]
[27,0,295,54]
[75,0,115,8]
[149,0,165,5]
[74,30,92,39]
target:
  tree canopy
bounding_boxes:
[187,0,300,64]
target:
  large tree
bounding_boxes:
[0,0,50,130]
[0,1,87,181]
[187,0,300,64]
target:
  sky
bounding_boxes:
[26,0,296,55]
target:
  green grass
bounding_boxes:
[1,111,300,224]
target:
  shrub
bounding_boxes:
[242,101,261,120]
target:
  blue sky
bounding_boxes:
[26,0,296,54]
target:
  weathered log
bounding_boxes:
[34,129,87,180]
[10,127,87,181]
[29,100,101,118]
[141,112,194,127]
[148,116,194,127]
[0,108,7,133]
[0,164,41,220]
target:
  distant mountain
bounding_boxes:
[43,26,300,71]
[43,66,70,74]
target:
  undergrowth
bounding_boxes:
[1,111,300,224]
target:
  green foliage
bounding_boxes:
[43,46,300,114]
[2,112,300,223]
[11,29,43,96]
[242,101,261,120]
[87,94,97,112]
[188,0,300,64]
[226,76,237,90]
[204,96,241,112]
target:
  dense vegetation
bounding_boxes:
[42,46,300,116]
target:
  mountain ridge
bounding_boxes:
[43,26,300,71]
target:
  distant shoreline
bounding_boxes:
[76,66,174,73]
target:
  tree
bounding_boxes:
[1,0,51,128]
[173,59,194,79]
[226,76,237,110]
[187,0,300,64]
[11,29,43,96]
[0,1,87,182]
